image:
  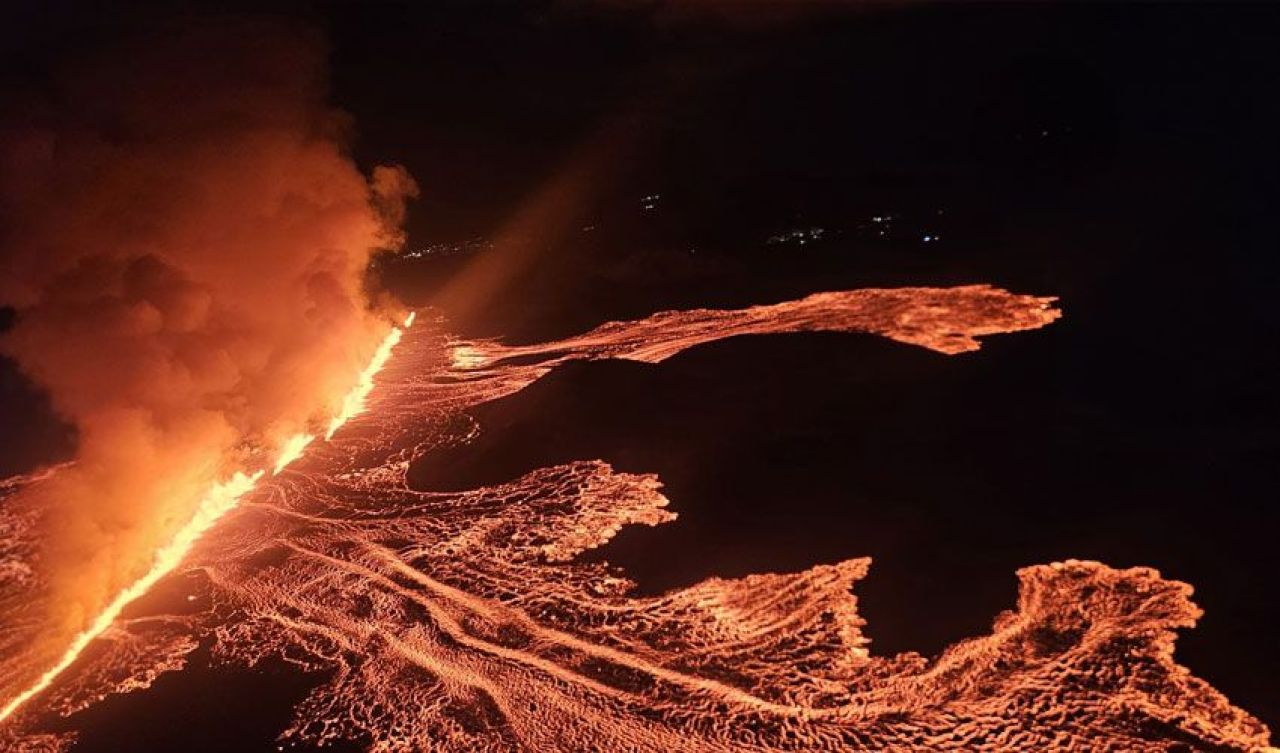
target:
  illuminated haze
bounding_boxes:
[0,18,416,705]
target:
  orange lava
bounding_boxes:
[0,286,1273,752]
[0,314,416,729]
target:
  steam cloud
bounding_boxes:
[0,18,416,686]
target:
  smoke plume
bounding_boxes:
[0,18,416,688]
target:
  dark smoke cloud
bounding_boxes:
[557,0,893,28]
[0,16,416,678]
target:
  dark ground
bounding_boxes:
[3,2,1278,749]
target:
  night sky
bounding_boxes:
[3,1,1279,748]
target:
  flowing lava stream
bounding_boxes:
[0,313,417,726]
[0,287,1273,752]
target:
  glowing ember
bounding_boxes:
[0,288,1272,752]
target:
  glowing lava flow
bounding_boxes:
[0,313,416,725]
[0,470,260,724]
[273,433,315,476]
[0,289,1272,751]
[325,313,413,440]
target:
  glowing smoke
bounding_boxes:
[0,18,416,705]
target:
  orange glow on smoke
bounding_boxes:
[0,313,416,724]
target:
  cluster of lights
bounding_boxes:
[397,239,492,259]
[767,227,827,246]
[854,212,943,244]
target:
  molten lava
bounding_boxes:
[326,324,406,441]
[0,313,416,727]
[273,434,315,476]
[0,286,1272,752]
